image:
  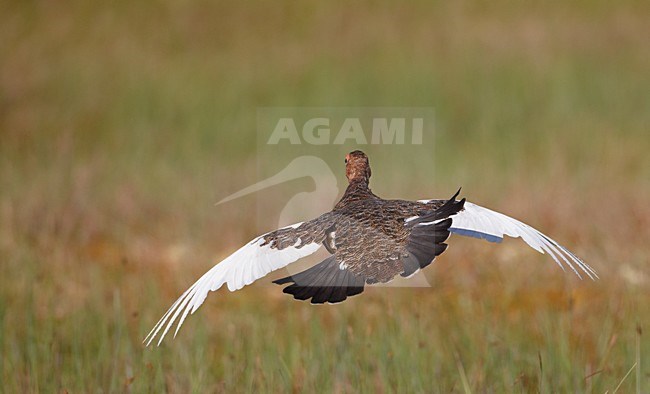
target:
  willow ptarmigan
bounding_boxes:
[144,150,597,345]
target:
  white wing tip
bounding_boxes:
[452,201,599,281]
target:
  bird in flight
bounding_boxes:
[144,150,597,346]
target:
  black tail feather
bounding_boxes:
[273,256,365,304]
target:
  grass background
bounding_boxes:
[1,0,649,392]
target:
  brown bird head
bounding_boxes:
[345,150,371,183]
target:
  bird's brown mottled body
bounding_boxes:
[266,151,463,298]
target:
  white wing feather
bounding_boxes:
[447,202,597,280]
[144,222,321,346]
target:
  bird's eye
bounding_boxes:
[345,159,348,164]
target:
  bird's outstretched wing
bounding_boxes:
[144,220,330,346]
[441,201,597,279]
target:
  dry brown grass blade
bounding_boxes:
[636,324,642,394]
[454,351,472,394]
[612,363,637,394]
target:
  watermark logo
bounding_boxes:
[231,107,439,287]
[216,155,339,227]
[267,117,424,145]
[260,107,434,146]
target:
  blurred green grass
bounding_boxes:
[1,0,649,392]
